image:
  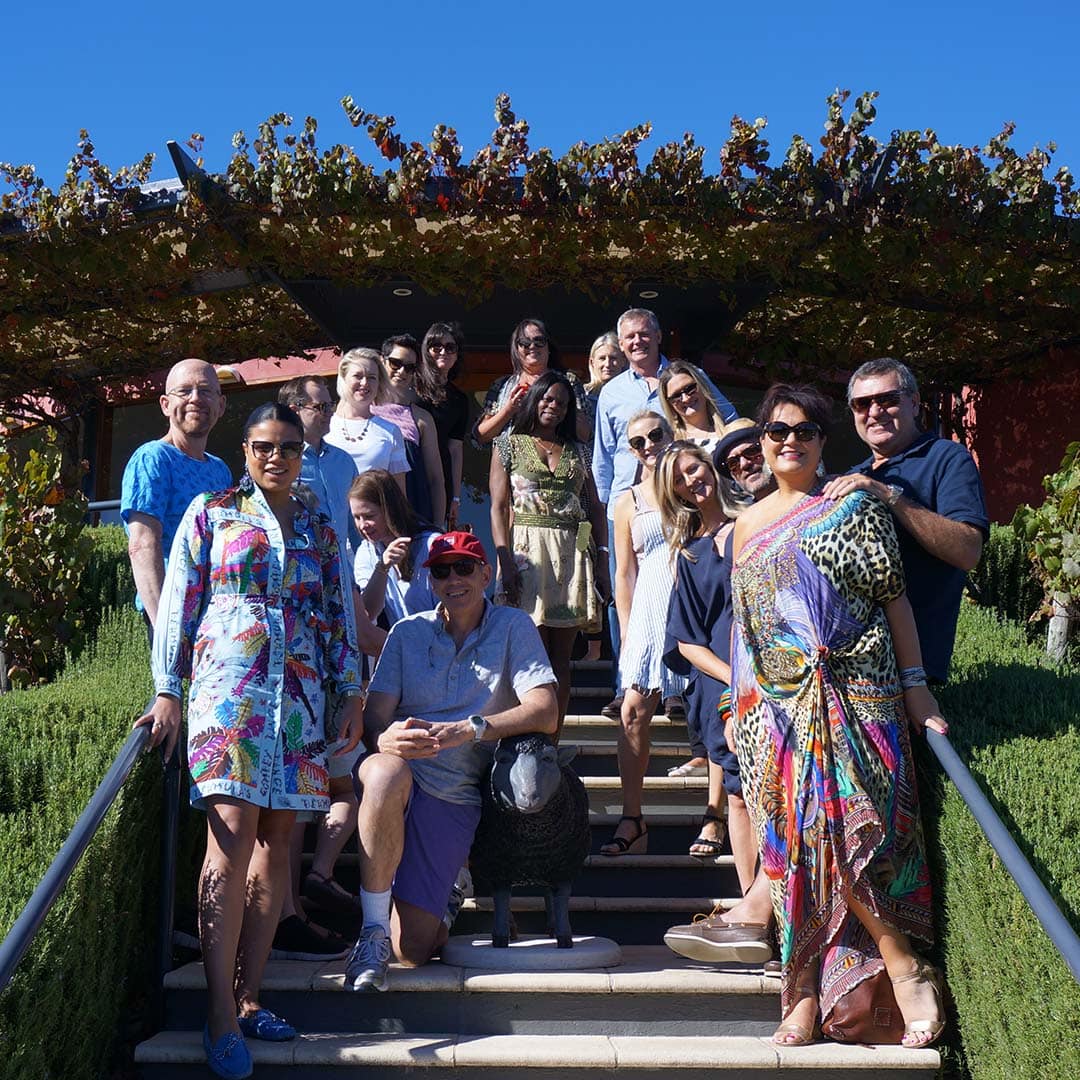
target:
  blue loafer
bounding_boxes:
[203,1024,253,1079]
[237,1007,297,1041]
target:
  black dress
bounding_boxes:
[419,382,470,515]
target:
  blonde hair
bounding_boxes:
[585,331,627,395]
[658,361,726,437]
[656,441,747,562]
[337,347,386,407]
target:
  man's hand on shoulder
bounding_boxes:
[376,717,440,758]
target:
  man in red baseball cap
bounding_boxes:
[344,530,558,991]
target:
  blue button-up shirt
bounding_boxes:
[299,440,360,558]
[591,357,737,506]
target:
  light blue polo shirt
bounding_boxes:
[367,601,556,806]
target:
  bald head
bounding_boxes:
[160,358,226,447]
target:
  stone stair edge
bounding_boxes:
[135,1030,939,1070]
[317,853,734,870]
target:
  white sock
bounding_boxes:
[360,887,392,935]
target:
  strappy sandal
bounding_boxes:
[891,960,946,1048]
[599,814,647,856]
[689,812,727,860]
[773,985,820,1046]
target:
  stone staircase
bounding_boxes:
[135,659,940,1078]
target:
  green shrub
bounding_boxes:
[931,604,1080,1080]
[73,525,137,647]
[968,523,1044,629]
[0,608,155,1080]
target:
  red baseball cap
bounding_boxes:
[422,531,489,568]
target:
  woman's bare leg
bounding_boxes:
[538,625,577,739]
[603,687,659,848]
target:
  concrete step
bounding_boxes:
[158,947,777,1037]
[571,741,696,777]
[137,1029,939,1079]
[563,715,688,741]
[585,775,708,816]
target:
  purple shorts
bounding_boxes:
[392,783,481,920]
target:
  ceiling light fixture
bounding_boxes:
[392,287,413,297]
[639,289,659,299]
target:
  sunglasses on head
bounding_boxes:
[849,390,905,414]
[386,355,418,372]
[724,443,763,473]
[628,427,666,451]
[429,558,481,580]
[247,440,304,461]
[763,421,821,443]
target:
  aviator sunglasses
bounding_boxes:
[246,440,304,461]
[762,421,822,443]
[429,558,481,580]
[849,390,905,414]
[628,427,667,451]
[724,443,763,473]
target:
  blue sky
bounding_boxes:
[2,2,1077,189]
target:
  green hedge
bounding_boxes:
[968,523,1044,629]
[70,524,137,654]
[931,603,1080,1080]
[0,607,154,1080]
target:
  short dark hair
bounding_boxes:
[277,374,329,407]
[381,334,422,363]
[243,401,304,442]
[512,370,579,444]
[755,384,833,435]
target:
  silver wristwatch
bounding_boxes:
[885,483,903,508]
[468,714,489,741]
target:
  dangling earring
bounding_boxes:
[760,459,773,480]
[816,460,826,479]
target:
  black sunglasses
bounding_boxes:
[628,427,666,451]
[763,421,822,443]
[517,335,548,350]
[666,383,699,404]
[429,558,481,580]
[386,355,418,372]
[429,341,458,354]
[849,390,905,414]
[247,440,304,461]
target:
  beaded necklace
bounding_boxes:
[336,415,371,444]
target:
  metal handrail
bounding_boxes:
[926,729,1080,983]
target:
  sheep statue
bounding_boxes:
[469,732,591,949]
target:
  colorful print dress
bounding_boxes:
[730,490,932,1022]
[153,479,362,813]
[500,435,601,631]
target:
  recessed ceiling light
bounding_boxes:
[392,287,413,297]
[639,289,659,299]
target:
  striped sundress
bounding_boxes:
[618,484,687,698]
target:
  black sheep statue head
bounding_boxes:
[489,733,578,814]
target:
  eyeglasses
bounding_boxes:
[246,440,304,461]
[666,383,699,404]
[763,421,822,443]
[628,427,667,451]
[386,356,418,373]
[295,400,333,416]
[429,341,458,354]
[849,390,905,414]
[429,558,481,580]
[517,335,548,350]
[166,384,219,399]
[724,444,763,473]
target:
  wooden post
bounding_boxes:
[1047,596,1076,663]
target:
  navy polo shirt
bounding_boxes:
[853,433,989,682]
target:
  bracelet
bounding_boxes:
[597,545,610,554]
[899,666,927,689]
[451,496,461,503]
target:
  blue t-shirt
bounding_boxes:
[121,440,232,611]
[853,433,989,681]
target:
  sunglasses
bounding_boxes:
[628,427,667,451]
[247,440,304,461]
[295,400,333,416]
[849,390,905,414]
[763,421,821,443]
[517,335,548,350]
[429,341,458,354]
[666,383,699,404]
[724,443,763,473]
[386,355,418,373]
[429,558,481,580]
